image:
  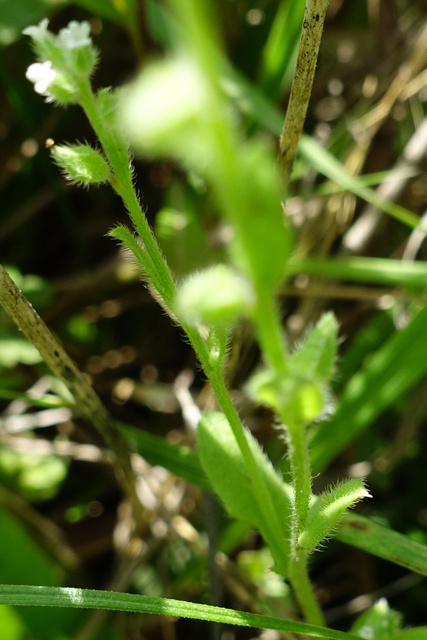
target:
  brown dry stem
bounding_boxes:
[279,0,330,185]
[0,264,142,524]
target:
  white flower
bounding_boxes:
[59,21,91,50]
[25,61,56,96]
[22,18,49,42]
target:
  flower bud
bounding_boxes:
[25,61,56,97]
[23,20,97,104]
[51,144,111,186]
[247,369,324,428]
[175,264,254,327]
[119,56,212,166]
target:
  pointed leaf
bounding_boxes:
[197,411,292,575]
[298,479,370,551]
[290,312,338,384]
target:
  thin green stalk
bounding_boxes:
[185,324,290,575]
[77,78,176,307]
[252,291,288,374]
[289,552,325,626]
[251,290,318,623]
[77,73,292,576]
[285,421,311,542]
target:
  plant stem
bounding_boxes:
[0,265,142,521]
[279,0,330,185]
[252,290,288,374]
[250,289,318,623]
[185,324,291,575]
[289,551,325,626]
[286,422,311,540]
[77,79,176,309]
[77,74,292,575]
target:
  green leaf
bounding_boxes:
[0,584,363,639]
[51,143,111,186]
[197,411,292,575]
[287,256,427,291]
[108,224,151,275]
[337,513,427,577]
[310,304,427,473]
[0,507,79,639]
[290,312,338,383]
[258,0,305,99]
[298,479,370,552]
[227,139,292,292]
[120,422,427,576]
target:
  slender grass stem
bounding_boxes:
[0,265,142,521]
[279,0,330,185]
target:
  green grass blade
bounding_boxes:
[334,312,395,389]
[0,389,70,407]
[258,0,305,98]
[121,421,427,576]
[391,630,427,640]
[288,256,427,290]
[298,136,419,229]
[0,584,362,639]
[219,70,419,228]
[0,508,79,639]
[310,303,427,473]
[119,422,210,490]
[337,513,427,576]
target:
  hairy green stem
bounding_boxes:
[76,72,293,576]
[77,6,323,620]
[289,551,325,626]
[279,0,330,184]
[77,78,176,308]
[172,0,325,621]
[185,324,290,575]
[285,422,311,544]
[251,289,318,623]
